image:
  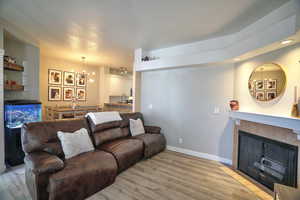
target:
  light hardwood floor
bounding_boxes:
[0,151,265,200]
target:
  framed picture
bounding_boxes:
[248,81,255,91]
[76,73,87,87]
[64,71,75,86]
[76,88,86,101]
[48,69,62,85]
[48,86,62,101]
[255,91,265,101]
[267,91,277,100]
[266,79,277,90]
[255,80,264,90]
[63,87,75,101]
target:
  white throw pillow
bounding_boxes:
[57,128,95,159]
[130,118,145,136]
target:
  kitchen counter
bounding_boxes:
[104,103,132,112]
[104,103,132,107]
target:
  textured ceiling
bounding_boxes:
[0,0,289,67]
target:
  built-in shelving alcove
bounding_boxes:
[3,30,39,100]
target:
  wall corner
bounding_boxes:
[0,49,5,173]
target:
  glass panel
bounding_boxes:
[5,104,42,129]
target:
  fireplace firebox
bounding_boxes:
[238,131,298,190]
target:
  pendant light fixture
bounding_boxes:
[81,56,95,83]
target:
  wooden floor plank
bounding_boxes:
[0,150,267,200]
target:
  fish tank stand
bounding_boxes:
[4,100,42,166]
[5,127,24,166]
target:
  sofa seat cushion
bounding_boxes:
[134,134,166,158]
[48,151,117,200]
[99,138,143,172]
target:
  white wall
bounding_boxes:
[133,70,141,112]
[234,43,300,116]
[140,42,300,165]
[108,74,132,97]
[0,26,3,49]
[98,67,109,107]
[141,64,234,161]
[98,68,133,106]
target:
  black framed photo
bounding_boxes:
[255,80,264,90]
[266,79,277,90]
[248,81,255,91]
[63,87,75,101]
[64,71,75,86]
[76,88,86,101]
[48,69,62,85]
[76,73,87,87]
[48,86,62,101]
[255,91,265,101]
[267,91,277,100]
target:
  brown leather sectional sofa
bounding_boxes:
[21,112,166,200]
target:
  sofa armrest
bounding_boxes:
[24,152,64,175]
[144,126,161,134]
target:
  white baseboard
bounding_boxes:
[0,165,6,174]
[167,146,232,165]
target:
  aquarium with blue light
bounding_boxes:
[5,100,42,129]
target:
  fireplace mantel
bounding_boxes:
[230,111,300,140]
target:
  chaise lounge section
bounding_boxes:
[120,113,166,158]
[21,112,166,200]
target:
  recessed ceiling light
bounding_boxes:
[281,39,294,45]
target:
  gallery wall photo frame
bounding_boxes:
[76,88,86,101]
[64,71,75,86]
[266,79,277,90]
[267,91,277,101]
[48,86,62,101]
[248,81,255,91]
[255,91,265,101]
[48,69,62,85]
[76,73,87,87]
[48,68,89,102]
[255,80,264,90]
[63,87,75,101]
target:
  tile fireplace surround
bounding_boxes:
[230,111,300,190]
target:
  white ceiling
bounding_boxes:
[0,0,289,67]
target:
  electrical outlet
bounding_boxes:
[178,138,183,144]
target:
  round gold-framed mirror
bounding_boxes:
[248,63,286,102]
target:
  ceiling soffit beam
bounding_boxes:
[134,0,299,72]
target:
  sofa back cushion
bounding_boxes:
[87,116,129,146]
[87,113,144,146]
[120,112,144,126]
[120,113,144,136]
[22,119,90,158]
[94,127,129,146]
